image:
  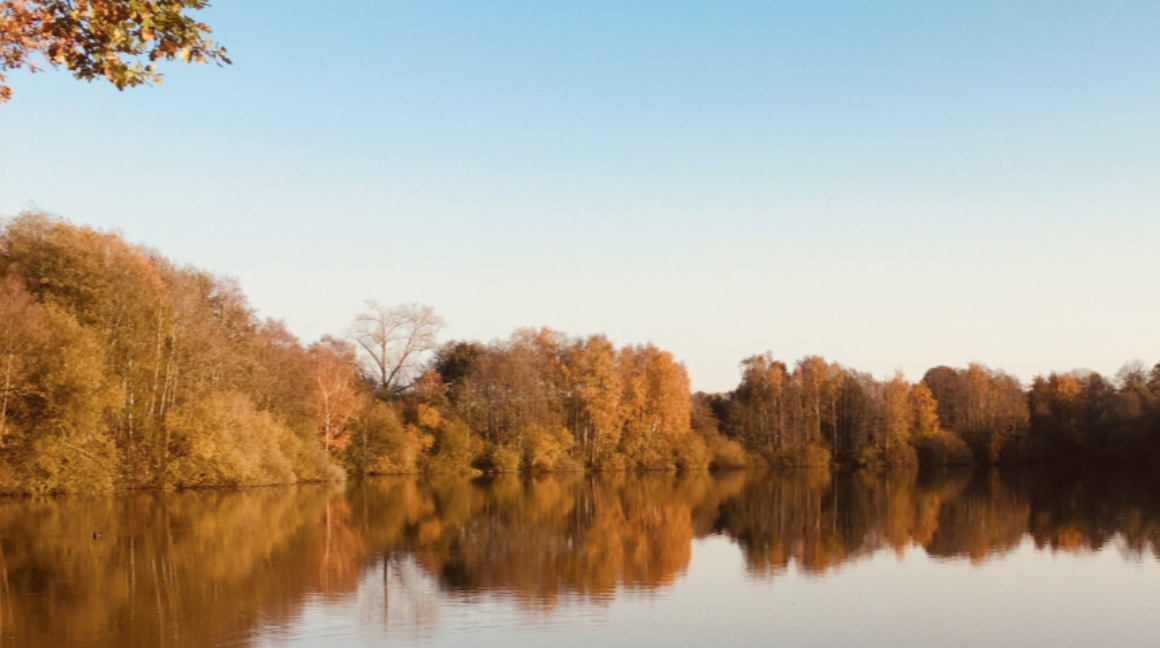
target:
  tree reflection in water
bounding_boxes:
[0,468,1159,647]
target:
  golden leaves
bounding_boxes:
[0,0,230,102]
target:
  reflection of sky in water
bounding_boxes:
[257,534,1160,648]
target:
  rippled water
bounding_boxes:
[2,468,1159,647]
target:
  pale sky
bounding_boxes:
[2,1,1158,392]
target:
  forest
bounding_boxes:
[2,212,1160,493]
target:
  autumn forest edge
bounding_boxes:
[1,212,1158,494]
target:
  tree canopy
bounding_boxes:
[0,0,228,102]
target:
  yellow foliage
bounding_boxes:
[672,429,711,471]
[910,382,941,439]
[4,304,119,493]
[425,418,479,474]
[416,403,444,429]
[165,392,341,487]
[1056,374,1083,401]
[528,425,577,473]
[489,445,522,473]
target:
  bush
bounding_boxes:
[712,441,749,469]
[635,436,676,470]
[527,425,577,473]
[485,444,522,473]
[883,442,918,466]
[914,431,974,466]
[342,401,417,474]
[672,429,711,471]
[695,428,748,469]
[857,442,920,467]
[164,392,341,487]
[425,418,480,475]
[768,443,832,467]
[2,306,120,493]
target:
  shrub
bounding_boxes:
[695,428,748,469]
[769,443,832,467]
[164,392,341,487]
[914,430,974,466]
[485,444,522,474]
[3,305,120,493]
[672,429,711,471]
[527,425,576,473]
[425,418,480,475]
[883,442,919,466]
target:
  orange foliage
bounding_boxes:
[309,340,360,454]
[0,0,228,102]
[0,273,49,440]
[618,344,691,469]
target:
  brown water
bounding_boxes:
[1,468,1158,647]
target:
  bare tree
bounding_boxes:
[347,302,445,394]
[1115,360,1148,390]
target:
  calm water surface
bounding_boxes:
[2,468,1159,647]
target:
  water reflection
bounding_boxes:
[1,468,1159,647]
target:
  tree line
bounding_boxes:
[720,355,1160,468]
[2,213,1159,492]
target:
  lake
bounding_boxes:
[1,468,1158,647]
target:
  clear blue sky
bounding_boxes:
[2,1,1158,392]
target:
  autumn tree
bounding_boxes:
[0,273,49,439]
[308,337,361,454]
[437,330,700,472]
[911,382,940,440]
[560,334,624,467]
[1,212,171,476]
[690,392,746,469]
[834,370,882,460]
[244,318,313,421]
[2,304,119,492]
[165,392,299,487]
[618,343,691,469]
[726,354,842,465]
[342,399,419,474]
[1023,366,1160,465]
[729,353,787,455]
[921,364,1028,462]
[723,355,985,466]
[1027,372,1088,461]
[347,301,445,395]
[795,356,839,449]
[447,328,567,467]
[876,372,916,465]
[909,381,972,465]
[0,213,343,490]
[1,0,229,102]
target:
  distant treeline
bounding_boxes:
[715,356,1160,468]
[1,213,1159,492]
